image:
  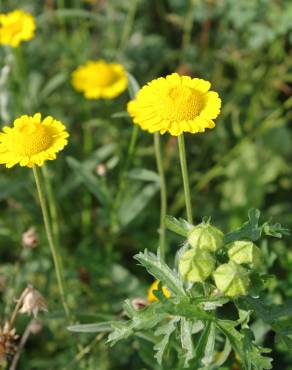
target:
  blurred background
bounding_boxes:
[0,0,291,369]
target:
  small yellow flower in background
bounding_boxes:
[147,280,171,303]
[127,72,221,136]
[0,9,36,48]
[71,60,127,99]
[0,113,69,168]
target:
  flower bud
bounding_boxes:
[147,280,171,303]
[179,248,215,283]
[213,261,250,297]
[188,223,224,252]
[21,227,38,249]
[228,240,261,267]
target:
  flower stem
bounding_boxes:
[42,164,60,246]
[32,166,70,319]
[154,132,167,260]
[177,134,193,224]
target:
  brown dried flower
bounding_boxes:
[0,322,18,364]
[19,286,48,318]
[21,227,38,249]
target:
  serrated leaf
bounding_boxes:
[224,208,262,244]
[154,317,179,364]
[180,318,195,367]
[134,249,186,296]
[164,215,192,237]
[201,322,216,367]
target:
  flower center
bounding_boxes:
[91,65,117,87]
[162,86,205,121]
[7,123,54,156]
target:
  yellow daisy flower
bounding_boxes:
[147,280,171,303]
[0,113,69,168]
[127,73,221,136]
[71,60,127,99]
[0,9,36,48]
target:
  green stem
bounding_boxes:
[32,166,70,319]
[180,0,196,62]
[82,124,93,235]
[154,132,167,260]
[117,0,139,56]
[177,134,193,224]
[42,164,60,246]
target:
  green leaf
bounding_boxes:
[262,221,290,238]
[164,215,192,237]
[128,168,160,183]
[134,249,186,296]
[127,73,140,99]
[224,208,262,243]
[67,321,117,333]
[66,157,111,208]
[154,317,179,364]
[118,183,159,227]
[201,322,216,367]
[180,318,195,367]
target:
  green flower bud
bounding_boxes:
[188,223,224,252]
[213,261,250,297]
[228,240,261,267]
[179,248,215,283]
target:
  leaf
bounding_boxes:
[107,301,167,346]
[262,221,290,238]
[66,157,111,208]
[128,168,160,183]
[127,73,140,99]
[154,317,179,364]
[134,249,186,296]
[224,208,262,244]
[118,183,159,227]
[192,321,214,367]
[41,72,67,99]
[67,321,117,333]
[180,318,195,367]
[164,215,192,237]
[201,322,216,367]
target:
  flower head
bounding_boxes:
[19,285,48,318]
[147,280,171,303]
[0,9,36,48]
[71,60,127,99]
[0,113,69,168]
[127,73,221,136]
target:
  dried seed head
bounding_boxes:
[19,286,48,318]
[0,322,18,364]
[21,227,38,249]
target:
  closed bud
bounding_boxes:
[228,240,261,267]
[188,223,224,252]
[213,261,250,297]
[179,248,215,283]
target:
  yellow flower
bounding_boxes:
[127,73,221,136]
[0,9,36,48]
[0,113,69,168]
[71,60,127,99]
[147,280,171,303]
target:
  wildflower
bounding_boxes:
[21,226,38,249]
[179,248,215,283]
[0,322,18,364]
[131,298,148,311]
[0,113,69,168]
[127,73,221,136]
[213,261,250,297]
[188,222,224,252]
[0,9,36,48]
[71,60,127,99]
[147,280,171,303]
[19,285,48,318]
[228,240,261,267]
